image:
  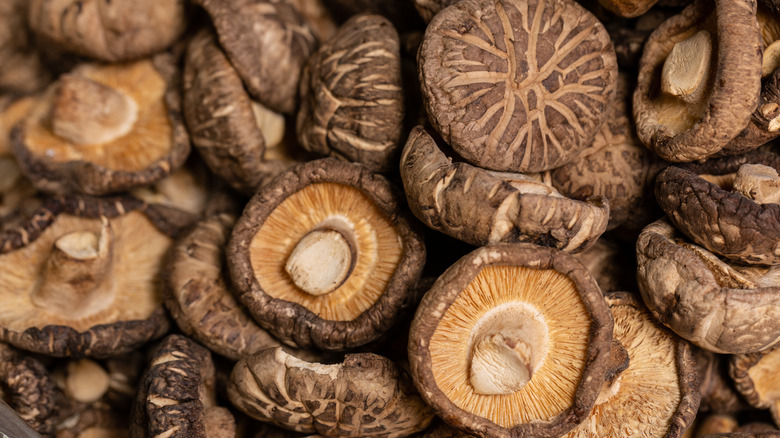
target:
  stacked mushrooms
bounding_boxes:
[4,0,780,436]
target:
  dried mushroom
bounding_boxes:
[0,196,172,357]
[0,0,50,93]
[229,346,434,436]
[228,159,425,350]
[563,292,700,437]
[636,218,780,354]
[731,344,780,428]
[297,14,404,173]
[11,55,190,195]
[695,414,740,437]
[183,29,294,194]
[413,0,460,23]
[401,126,609,251]
[633,0,762,162]
[193,0,318,114]
[696,349,748,414]
[598,0,659,17]
[418,0,617,173]
[130,335,235,438]
[408,243,614,438]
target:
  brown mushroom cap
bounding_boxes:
[597,0,659,17]
[297,13,404,173]
[229,159,425,350]
[695,348,748,414]
[633,0,762,162]
[11,55,190,196]
[228,346,434,436]
[731,345,780,428]
[408,243,613,438]
[401,126,609,251]
[0,196,173,358]
[130,335,235,438]
[0,0,51,93]
[418,0,617,173]
[193,0,317,115]
[27,0,186,62]
[636,218,780,354]
[413,0,461,22]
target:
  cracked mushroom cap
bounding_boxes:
[228,346,434,437]
[637,218,780,354]
[130,335,235,438]
[183,29,294,194]
[0,0,51,93]
[0,196,173,358]
[656,159,780,265]
[563,291,700,437]
[633,0,762,162]
[408,243,613,438]
[297,14,404,173]
[400,126,609,251]
[228,158,425,350]
[418,0,617,173]
[193,0,317,115]
[28,0,186,62]
[11,54,190,196]
[731,344,780,428]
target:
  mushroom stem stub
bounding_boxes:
[285,228,355,296]
[50,74,139,145]
[763,40,780,77]
[661,30,713,104]
[733,163,780,204]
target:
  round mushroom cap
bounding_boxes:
[228,159,425,350]
[636,218,780,354]
[408,243,613,438]
[297,14,404,173]
[0,0,51,93]
[11,55,190,196]
[228,346,435,437]
[731,344,780,428]
[418,0,617,173]
[27,0,186,62]
[130,335,235,438]
[0,196,173,358]
[633,0,762,162]
[400,126,609,251]
[193,0,317,114]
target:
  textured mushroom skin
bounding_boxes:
[0,0,50,93]
[636,219,780,354]
[731,344,780,427]
[724,67,780,154]
[228,347,434,437]
[413,0,461,22]
[401,126,609,251]
[696,349,748,414]
[297,14,404,173]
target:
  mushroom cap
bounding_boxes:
[193,0,318,114]
[400,126,609,251]
[0,0,51,93]
[11,55,190,196]
[297,13,404,173]
[633,0,762,162]
[228,346,434,436]
[636,218,780,354]
[597,0,659,17]
[408,243,613,438]
[27,0,186,62]
[655,163,780,265]
[0,196,173,358]
[413,0,461,22]
[731,344,780,427]
[418,0,617,173]
[695,348,748,414]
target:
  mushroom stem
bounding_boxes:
[733,163,780,204]
[661,30,713,104]
[66,359,110,403]
[285,227,356,296]
[50,74,138,145]
[762,40,780,77]
[33,217,115,317]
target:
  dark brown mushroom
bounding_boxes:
[598,0,660,17]
[228,346,434,436]
[731,344,780,428]
[289,0,338,41]
[408,243,614,438]
[418,0,618,173]
[0,0,51,93]
[413,0,460,22]
[11,54,190,196]
[633,0,762,162]
[297,14,404,173]
[695,349,749,414]
[401,126,609,251]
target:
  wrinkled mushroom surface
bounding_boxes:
[0,0,50,93]
[731,344,780,428]
[695,349,748,414]
[229,346,434,437]
[418,0,617,173]
[401,126,609,251]
[598,0,659,17]
[413,0,460,22]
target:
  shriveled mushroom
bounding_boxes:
[130,335,235,438]
[228,158,425,350]
[0,196,173,357]
[731,344,780,428]
[0,0,50,93]
[408,243,614,437]
[695,414,740,437]
[695,349,749,414]
[401,126,609,251]
[633,0,762,162]
[28,0,186,62]
[636,218,780,354]
[11,54,190,195]
[413,0,460,22]
[297,14,404,173]
[598,0,659,17]
[229,346,434,436]
[418,0,617,173]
